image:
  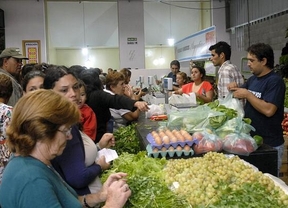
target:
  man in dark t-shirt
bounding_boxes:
[228,43,285,175]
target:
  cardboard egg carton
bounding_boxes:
[146,144,194,158]
[146,133,196,150]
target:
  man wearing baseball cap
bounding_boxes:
[0,47,28,106]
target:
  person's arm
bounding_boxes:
[51,126,102,190]
[196,90,213,103]
[196,81,214,103]
[78,173,131,208]
[218,70,233,98]
[231,87,277,117]
[97,90,136,110]
[122,109,140,121]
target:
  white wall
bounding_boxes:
[0,0,205,69]
[0,0,46,62]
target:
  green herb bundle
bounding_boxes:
[113,124,141,155]
[101,152,190,208]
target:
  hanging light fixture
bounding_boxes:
[167,4,174,46]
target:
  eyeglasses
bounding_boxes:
[9,57,22,63]
[57,127,72,137]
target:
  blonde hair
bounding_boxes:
[6,89,80,156]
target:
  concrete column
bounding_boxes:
[211,0,230,43]
[117,0,145,69]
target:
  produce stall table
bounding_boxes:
[135,113,278,177]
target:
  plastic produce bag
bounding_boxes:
[181,105,224,132]
[145,104,166,118]
[192,130,223,155]
[166,110,188,129]
[182,105,210,132]
[222,132,258,156]
[215,117,255,139]
[218,92,244,118]
[169,93,197,107]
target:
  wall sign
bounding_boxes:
[175,26,216,62]
[22,40,41,64]
[127,37,138,45]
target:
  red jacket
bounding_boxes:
[80,104,97,140]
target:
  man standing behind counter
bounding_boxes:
[156,60,180,88]
[0,48,28,106]
[228,43,285,175]
[209,41,244,99]
[167,60,180,86]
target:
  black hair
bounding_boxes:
[43,65,69,89]
[247,43,274,69]
[68,65,86,78]
[192,66,206,81]
[22,70,45,92]
[209,41,231,60]
[170,60,180,69]
[21,63,37,79]
[79,69,102,97]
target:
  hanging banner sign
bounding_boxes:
[175,26,216,61]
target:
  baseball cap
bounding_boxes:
[0,47,28,59]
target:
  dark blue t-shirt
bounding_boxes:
[167,72,178,86]
[242,71,285,147]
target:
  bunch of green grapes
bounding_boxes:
[163,152,288,207]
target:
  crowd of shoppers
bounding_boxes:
[0,40,286,206]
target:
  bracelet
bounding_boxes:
[83,195,93,208]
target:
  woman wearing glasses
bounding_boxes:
[0,90,130,208]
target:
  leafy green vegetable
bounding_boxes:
[101,152,190,208]
[209,182,286,208]
[209,115,227,129]
[113,123,141,155]
[207,100,219,109]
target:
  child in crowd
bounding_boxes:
[78,80,97,141]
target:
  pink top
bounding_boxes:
[181,81,213,96]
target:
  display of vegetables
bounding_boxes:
[282,112,288,136]
[101,152,190,208]
[222,132,258,156]
[192,131,223,154]
[164,152,288,207]
[208,103,238,129]
[102,152,288,207]
[113,123,141,155]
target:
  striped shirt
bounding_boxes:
[217,60,244,99]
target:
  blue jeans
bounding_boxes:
[273,143,284,177]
